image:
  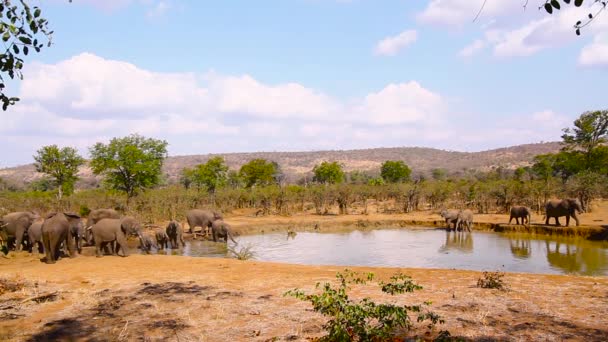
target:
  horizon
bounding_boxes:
[0,1,605,167]
[1,140,560,169]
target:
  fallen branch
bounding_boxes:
[20,291,58,304]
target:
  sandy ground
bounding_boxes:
[1,202,607,341]
[1,255,607,341]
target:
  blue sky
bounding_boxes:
[1,0,607,167]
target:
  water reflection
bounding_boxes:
[439,231,473,253]
[545,240,608,276]
[140,229,608,276]
[509,239,531,259]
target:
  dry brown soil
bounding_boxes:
[1,202,607,341]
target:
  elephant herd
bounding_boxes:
[440,198,585,231]
[0,208,238,264]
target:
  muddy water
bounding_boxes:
[159,229,608,276]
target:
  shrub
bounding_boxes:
[285,269,445,341]
[227,243,256,260]
[476,271,508,290]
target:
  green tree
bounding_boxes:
[562,110,608,168]
[239,159,278,187]
[313,161,345,184]
[33,145,84,199]
[0,1,57,110]
[89,134,168,201]
[431,168,447,181]
[537,0,605,35]
[380,160,411,183]
[189,156,229,193]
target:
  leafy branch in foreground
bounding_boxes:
[285,269,446,341]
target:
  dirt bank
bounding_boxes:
[1,255,607,341]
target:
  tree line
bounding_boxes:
[0,110,606,221]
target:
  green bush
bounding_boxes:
[285,269,445,341]
[476,271,508,290]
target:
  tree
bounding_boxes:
[562,110,608,167]
[431,168,447,181]
[537,0,606,35]
[33,145,84,199]
[312,161,345,184]
[89,134,168,201]
[380,160,411,183]
[0,1,57,110]
[239,159,278,188]
[188,156,229,193]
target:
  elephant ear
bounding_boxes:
[64,212,81,219]
[45,212,58,219]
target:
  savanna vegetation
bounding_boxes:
[0,111,606,225]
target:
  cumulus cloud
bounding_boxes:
[417,0,521,27]
[579,34,608,67]
[458,39,485,57]
[374,30,418,56]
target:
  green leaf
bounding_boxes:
[23,46,28,55]
[12,44,18,54]
[18,36,31,44]
[551,0,561,9]
[2,32,9,42]
[575,0,584,6]
[34,8,41,18]
[544,3,553,14]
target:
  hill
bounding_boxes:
[0,142,562,189]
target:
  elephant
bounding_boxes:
[186,209,223,234]
[41,212,80,264]
[27,220,44,254]
[166,220,185,249]
[210,220,237,244]
[139,233,158,254]
[545,198,584,227]
[85,209,121,245]
[156,229,169,249]
[90,218,131,257]
[0,211,38,251]
[509,206,532,225]
[456,209,473,232]
[439,210,459,231]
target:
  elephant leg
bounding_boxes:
[566,215,570,227]
[508,216,512,224]
[15,227,24,252]
[555,217,561,226]
[180,235,185,248]
[545,216,549,225]
[95,241,104,258]
[116,235,129,257]
[572,214,580,226]
[42,232,54,264]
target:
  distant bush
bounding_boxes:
[228,243,256,260]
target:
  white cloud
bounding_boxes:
[374,30,418,56]
[0,53,573,166]
[579,34,608,67]
[458,39,485,57]
[146,1,172,18]
[417,0,521,27]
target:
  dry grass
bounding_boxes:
[0,255,607,341]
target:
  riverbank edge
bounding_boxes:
[223,216,608,240]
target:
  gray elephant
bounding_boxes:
[91,218,131,257]
[509,206,531,225]
[545,199,583,226]
[186,209,223,234]
[41,212,80,264]
[156,229,169,249]
[166,220,185,249]
[27,220,44,254]
[210,220,237,244]
[0,211,38,251]
[85,208,121,245]
[139,233,158,254]
[439,209,459,231]
[456,209,473,232]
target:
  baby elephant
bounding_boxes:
[509,206,531,225]
[140,233,158,254]
[456,209,473,232]
[440,210,459,231]
[156,229,169,249]
[210,220,237,244]
[166,220,185,249]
